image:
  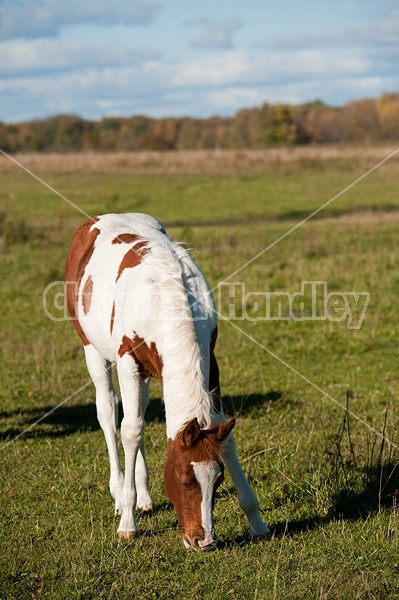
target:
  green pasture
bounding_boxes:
[0,152,399,598]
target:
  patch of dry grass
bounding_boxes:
[0,145,398,176]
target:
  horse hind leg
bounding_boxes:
[84,344,124,514]
[116,353,148,538]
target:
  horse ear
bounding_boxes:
[205,417,236,442]
[181,418,202,446]
[218,417,235,442]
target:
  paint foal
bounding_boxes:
[65,213,270,548]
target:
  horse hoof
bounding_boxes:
[118,530,137,540]
[137,503,154,513]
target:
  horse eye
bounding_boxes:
[180,482,192,490]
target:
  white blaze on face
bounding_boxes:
[191,460,222,548]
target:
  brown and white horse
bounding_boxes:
[65,213,269,549]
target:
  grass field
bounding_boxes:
[0,147,399,599]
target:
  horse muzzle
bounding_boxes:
[197,535,218,551]
[183,531,218,551]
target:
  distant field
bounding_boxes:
[1,145,398,176]
[0,148,399,599]
[1,146,399,230]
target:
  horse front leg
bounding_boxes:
[208,349,270,539]
[223,432,271,540]
[116,354,145,538]
[135,377,154,512]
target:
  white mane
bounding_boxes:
[142,238,217,438]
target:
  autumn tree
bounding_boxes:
[376,93,399,140]
[228,109,259,149]
[257,103,297,146]
[177,118,203,150]
[0,92,398,152]
[341,99,379,144]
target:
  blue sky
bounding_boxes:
[0,0,398,123]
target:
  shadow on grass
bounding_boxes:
[167,204,399,230]
[0,403,100,442]
[328,462,399,519]
[0,390,287,443]
[222,390,292,417]
[268,461,399,539]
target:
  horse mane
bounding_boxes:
[144,239,217,432]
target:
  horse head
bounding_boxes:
[164,417,235,550]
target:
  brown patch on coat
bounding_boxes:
[118,333,163,382]
[81,275,93,315]
[112,233,143,244]
[209,327,221,413]
[115,235,149,282]
[110,302,116,334]
[65,217,100,345]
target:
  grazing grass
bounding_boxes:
[0,148,399,599]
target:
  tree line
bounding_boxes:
[1,93,398,153]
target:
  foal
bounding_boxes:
[65,213,270,548]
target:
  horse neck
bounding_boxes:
[161,319,215,440]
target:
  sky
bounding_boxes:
[0,0,398,123]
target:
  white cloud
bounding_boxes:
[254,17,399,52]
[206,87,265,111]
[170,49,372,91]
[0,0,160,40]
[187,17,243,50]
[171,51,250,87]
[0,38,160,76]
[0,40,392,123]
[0,8,397,122]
